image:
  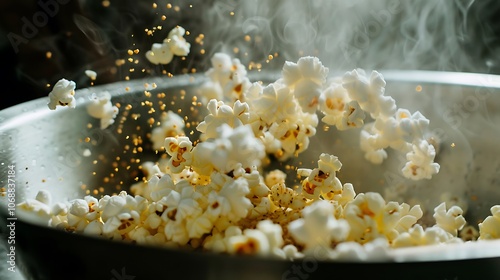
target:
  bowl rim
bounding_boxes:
[2,69,500,263]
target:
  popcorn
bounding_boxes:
[196,99,250,140]
[164,136,193,173]
[200,52,250,102]
[150,110,185,150]
[86,91,119,129]
[47,78,76,110]
[28,53,496,263]
[478,205,500,240]
[146,25,190,65]
[289,200,350,253]
[402,140,440,180]
[282,56,329,114]
[193,124,265,175]
[85,70,97,81]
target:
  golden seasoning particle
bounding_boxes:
[244,35,251,42]
[115,59,126,66]
[127,49,134,55]
[125,87,130,91]
[102,0,110,7]
[129,68,135,73]
[86,123,93,129]
[174,5,180,12]
[161,15,166,21]
[46,83,51,88]
[93,189,98,195]
[233,47,239,54]
[148,118,155,125]
[152,2,157,8]
[46,51,52,59]
[416,85,423,92]
[166,3,172,8]
[230,11,235,16]
[200,49,206,55]
[451,143,456,148]
[84,137,91,143]
[128,58,134,62]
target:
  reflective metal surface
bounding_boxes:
[1,71,500,279]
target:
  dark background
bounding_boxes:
[1,0,500,111]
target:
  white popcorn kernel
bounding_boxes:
[166,26,191,56]
[196,99,250,140]
[289,200,350,252]
[256,220,284,250]
[227,229,270,255]
[47,78,76,110]
[51,202,68,216]
[86,91,119,129]
[245,83,297,125]
[342,69,396,120]
[35,190,52,205]
[164,136,193,173]
[478,205,500,240]
[69,199,89,217]
[85,70,97,81]
[83,220,103,235]
[337,100,365,130]
[17,199,51,224]
[193,124,265,175]
[282,244,304,260]
[150,110,185,150]
[146,43,174,65]
[319,82,349,126]
[402,140,440,180]
[433,202,466,237]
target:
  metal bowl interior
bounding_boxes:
[1,70,500,279]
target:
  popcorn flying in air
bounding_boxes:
[47,78,76,110]
[22,52,500,262]
[146,26,191,65]
[86,91,119,129]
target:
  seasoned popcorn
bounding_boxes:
[20,53,500,263]
[47,78,76,110]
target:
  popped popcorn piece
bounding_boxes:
[433,202,465,236]
[392,224,460,248]
[342,69,396,119]
[282,56,329,114]
[85,70,97,81]
[288,200,350,253]
[164,136,193,173]
[150,110,185,150]
[146,25,190,65]
[86,91,119,129]
[196,99,250,140]
[401,140,440,180]
[47,78,76,110]
[192,124,265,175]
[167,26,191,56]
[478,205,500,240]
[200,52,249,102]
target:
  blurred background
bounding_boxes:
[1,0,500,110]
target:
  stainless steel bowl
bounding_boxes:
[1,71,500,280]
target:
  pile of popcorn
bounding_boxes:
[21,51,500,261]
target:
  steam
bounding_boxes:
[197,0,500,74]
